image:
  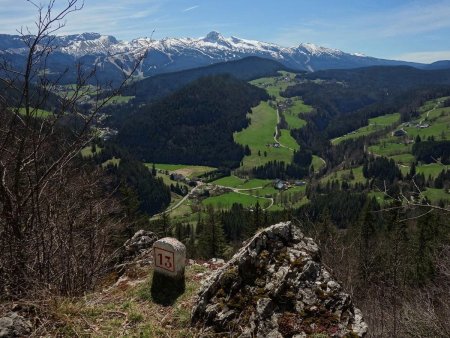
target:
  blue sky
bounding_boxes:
[1,0,450,62]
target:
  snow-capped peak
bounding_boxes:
[203,31,225,43]
[0,30,411,81]
[297,42,343,56]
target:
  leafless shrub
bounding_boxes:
[0,0,145,299]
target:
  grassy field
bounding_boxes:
[152,164,190,171]
[211,177,275,195]
[212,175,245,188]
[18,107,53,118]
[149,163,216,178]
[369,99,450,157]
[278,129,300,150]
[284,114,307,130]
[332,113,400,144]
[60,84,98,96]
[234,101,293,169]
[102,157,120,167]
[80,145,103,158]
[367,191,391,205]
[250,72,310,131]
[283,97,312,129]
[202,192,270,209]
[368,97,450,178]
[286,97,313,114]
[103,95,135,106]
[389,153,416,165]
[237,178,273,189]
[417,163,449,179]
[250,71,297,99]
[321,166,366,185]
[369,140,412,158]
[422,188,450,203]
[311,155,326,172]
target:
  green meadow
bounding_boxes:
[278,129,300,150]
[148,163,216,177]
[18,107,53,118]
[234,101,293,169]
[202,192,270,209]
[332,113,400,144]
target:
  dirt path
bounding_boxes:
[154,182,203,217]
[233,189,274,210]
[215,184,274,210]
[273,108,295,151]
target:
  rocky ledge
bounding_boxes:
[191,222,367,337]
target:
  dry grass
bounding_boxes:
[1,264,209,337]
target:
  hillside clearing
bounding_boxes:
[234,101,293,169]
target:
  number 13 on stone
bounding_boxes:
[154,247,175,272]
[152,237,186,279]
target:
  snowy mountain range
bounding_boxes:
[0,31,436,84]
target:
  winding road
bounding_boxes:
[273,108,296,151]
[154,182,203,217]
[216,184,275,210]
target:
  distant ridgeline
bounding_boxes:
[120,56,290,105]
[115,75,269,168]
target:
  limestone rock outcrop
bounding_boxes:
[191,222,367,337]
[124,230,158,258]
[114,230,159,274]
[0,312,32,338]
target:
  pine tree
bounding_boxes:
[151,163,157,176]
[349,168,355,180]
[358,199,378,283]
[409,161,416,177]
[174,222,183,241]
[198,206,226,259]
[187,225,197,258]
[160,211,171,237]
[196,213,204,236]
[247,201,262,237]
[244,145,251,156]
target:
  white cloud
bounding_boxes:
[393,50,450,63]
[0,0,165,39]
[273,1,450,48]
[363,1,450,38]
[182,5,199,13]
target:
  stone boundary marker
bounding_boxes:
[153,237,186,278]
[151,237,186,304]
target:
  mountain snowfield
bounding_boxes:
[0,31,425,83]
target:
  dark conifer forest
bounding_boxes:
[115,75,268,167]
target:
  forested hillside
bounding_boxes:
[115,75,268,167]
